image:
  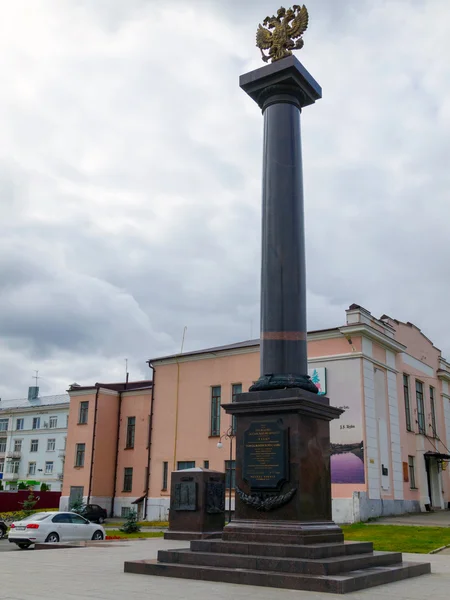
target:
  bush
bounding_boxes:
[120,510,141,534]
[0,508,58,522]
[18,482,28,490]
[40,483,50,492]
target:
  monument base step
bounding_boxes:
[124,557,431,594]
[164,531,223,541]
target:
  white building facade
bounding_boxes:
[0,387,69,491]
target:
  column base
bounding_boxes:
[249,373,318,393]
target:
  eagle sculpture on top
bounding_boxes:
[256,5,309,64]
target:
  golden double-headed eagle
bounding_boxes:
[256,5,309,63]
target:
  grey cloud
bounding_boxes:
[1,0,450,400]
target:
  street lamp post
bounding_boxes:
[217,426,235,524]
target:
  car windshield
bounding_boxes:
[21,513,51,521]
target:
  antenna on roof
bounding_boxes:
[125,358,129,389]
[33,370,40,387]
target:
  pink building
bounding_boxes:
[60,380,153,519]
[61,305,450,522]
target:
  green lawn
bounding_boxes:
[342,523,450,553]
[109,521,168,528]
[105,529,165,539]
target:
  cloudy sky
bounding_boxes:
[1,0,449,398]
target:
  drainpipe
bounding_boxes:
[144,364,155,520]
[87,386,100,504]
[110,386,124,518]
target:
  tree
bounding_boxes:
[120,510,140,534]
[19,491,38,516]
[69,498,85,514]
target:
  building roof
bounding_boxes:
[0,394,70,412]
[68,380,153,393]
[148,339,260,364]
[148,328,342,364]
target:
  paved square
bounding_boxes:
[0,538,449,599]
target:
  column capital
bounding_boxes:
[240,55,322,111]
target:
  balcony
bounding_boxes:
[6,451,21,459]
[3,472,19,481]
[58,450,66,458]
[57,473,64,480]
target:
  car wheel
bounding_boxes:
[18,543,31,549]
[92,530,104,541]
[98,517,104,524]
[45,533,60,543]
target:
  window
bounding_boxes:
[203,460,210,469]
[16,418,24,431]
[162,461,168,490]
[8,460,19,474]
[415,381,425,434]
[0,438,6,453]
[75,443,85,467]
[0,459,4,473]
[225,460,236,489]
[403,374,412,431]
[231,383,242,435]
[52,513,71,523]
[177,461,195,470]
[0,419,8,432]
[70,513,88,525]
[78,401,89,424]
[13,439,22,452]
[210,386,221,436]
[45,461,54,474]
[126,417,136,449]
[408,456,417,489]
[49,416,58,429]
[121,507,131,518]
[28,462,36,476]
[47,438,56,451]
[32,417,40,430]
[123,467,133,492]
[30,439,39,452]
[430,386,437,436]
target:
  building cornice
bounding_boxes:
[310,352,398,374]
[339,324,406,354]
[437,369,450,382]
[152,345,260,366]
[0,403,69,416]
[69,387,119,397]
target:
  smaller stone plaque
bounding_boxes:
[172,481,197,511]
[206,481,225,514]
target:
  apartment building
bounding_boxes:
[0,387,69,491]
[61,304,450,522]
[60,380,153,519]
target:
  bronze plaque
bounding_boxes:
[206,482,225,514]
[172,481,197,511]
[243,420,288,490]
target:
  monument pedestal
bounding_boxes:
[124,391,431,593]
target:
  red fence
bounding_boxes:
[0,491,61,513]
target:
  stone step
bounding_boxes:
[124,559,431,594]
[222,530,344,545]
[191,539,374,559]
[158,548,402,576]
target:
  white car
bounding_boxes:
[8,511,106,549]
